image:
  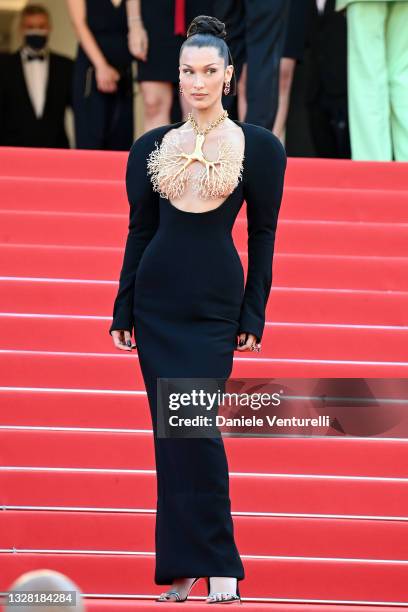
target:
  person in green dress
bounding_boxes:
[335,0,408,160]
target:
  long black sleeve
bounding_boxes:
[109,130,160,335]
[237,126,287,343]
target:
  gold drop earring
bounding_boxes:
[224,81,230,95]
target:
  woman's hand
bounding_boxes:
[95,62,120,93]
[236,332,261,352]
[111,329,136,351]
[128,22,148,61]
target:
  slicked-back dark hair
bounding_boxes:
[179,15,237,96]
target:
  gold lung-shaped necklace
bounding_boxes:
[147,109,244,201]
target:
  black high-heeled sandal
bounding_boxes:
[205,577,242,604]
[156,577,201,602]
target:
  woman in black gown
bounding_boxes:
[67,0,134,150]
[109,15,287,603]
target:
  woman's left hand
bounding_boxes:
[236,332,261,352]
[95,62,120,92]
[128,22,148,61]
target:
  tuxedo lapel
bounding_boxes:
[42,53,55,119]
[15,51,37,120]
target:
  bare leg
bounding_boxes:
[139,81,173,132]
[237,62,247,122]
[273,57,296,143]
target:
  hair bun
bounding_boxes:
[186,15,227,40]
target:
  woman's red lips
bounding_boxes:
[192,93,207,97]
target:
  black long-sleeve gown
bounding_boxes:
[109,119,287,585]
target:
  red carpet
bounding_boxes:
[1,146,408,609]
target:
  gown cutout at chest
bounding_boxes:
[146,130,244,201]
[109,119,287,586]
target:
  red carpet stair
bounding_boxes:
[0,146,408,610]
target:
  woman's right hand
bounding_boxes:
[95,62,120,93]
[128,22,148,61]
[111,329,136,351]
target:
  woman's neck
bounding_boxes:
[188,104,227,130]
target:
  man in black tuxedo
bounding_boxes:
[305,0,350,158]
[0,4,73,148]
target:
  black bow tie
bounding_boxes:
[26,53,46,61]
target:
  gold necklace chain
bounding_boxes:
[187,110,229,135]
[147,106,244,201]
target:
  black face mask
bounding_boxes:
[24,33,48,51]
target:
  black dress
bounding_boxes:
[137,0,214,83]
[109,120,287,585]
[282,0,309,62]
[73,0,134,150]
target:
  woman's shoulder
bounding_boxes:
[133,122,184,144]
[126,123,184,187]
[239,122,287,183]
[128,120,286,168]
[241,121,286,160]
[128,123,181,159]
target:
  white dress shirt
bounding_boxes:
[316,0,328,13]
[21,47,50,119]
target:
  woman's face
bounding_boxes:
[179,45,233,108]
